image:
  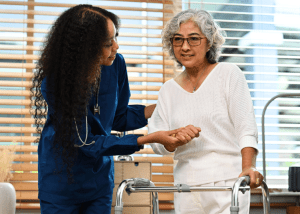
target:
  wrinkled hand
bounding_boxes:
[239,167,264,189]
[138,126,200,151]
[173,125,201,143]
[164,125,201,152]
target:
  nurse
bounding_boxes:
[31,4,201,214]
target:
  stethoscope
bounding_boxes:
[94,77,101,115]
[74,77,100,147]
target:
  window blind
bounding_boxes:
[184,0,300,189]
[0,0,181,210]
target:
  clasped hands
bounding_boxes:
[158,125,201,152]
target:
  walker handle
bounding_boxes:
[133,178,151,187]
[241,175,251,187]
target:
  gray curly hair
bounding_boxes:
[162,9,225,67]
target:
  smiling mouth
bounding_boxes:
[182,54,193,57]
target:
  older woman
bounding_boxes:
[149,9,263,214]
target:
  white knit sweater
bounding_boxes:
[149,62,258,185]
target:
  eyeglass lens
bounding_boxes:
[172,37,202,46]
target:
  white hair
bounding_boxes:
[162,9,226,67]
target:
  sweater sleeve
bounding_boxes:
[227,64,258,152]
[148,86,174,155]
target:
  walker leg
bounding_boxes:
[115,179,134,214]
[230,176,250,214]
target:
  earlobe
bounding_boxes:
[206,44,211,53]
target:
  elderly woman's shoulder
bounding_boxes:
[159,78,177,92]
[161,78,175,87]
[213,62,245,82]
[217,62,244,75]
[217,62,241,71]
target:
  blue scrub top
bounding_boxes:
[38,53,148,204]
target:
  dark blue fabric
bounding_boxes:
[40,194,112,214]
[38,53,147,205]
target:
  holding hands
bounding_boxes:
[173,125,201,143]
[137,125,201,152]
[152,125,201,152]
[165,125,201,152]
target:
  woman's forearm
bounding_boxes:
[240,147,263,189]
[241,147,257,170]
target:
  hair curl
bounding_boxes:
[30,4,120,182]
[162,9,226,67]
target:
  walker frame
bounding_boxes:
[114,176,270,214]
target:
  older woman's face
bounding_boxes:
[173,20,210,69]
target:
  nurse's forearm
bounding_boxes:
[137,131,165,146]
[137,134,154,145]
[144,104,156,119]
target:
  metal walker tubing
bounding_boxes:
[115,178,159,214]
[230,177,270,214]
[115,176,271,214]
[261,93,300,181]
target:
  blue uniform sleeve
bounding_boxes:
[42,76,142,159]
[75,117,141,158]
[112,54,148,131]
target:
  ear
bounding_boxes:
[206,43,211,52]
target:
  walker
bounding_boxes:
[114,175,270,214]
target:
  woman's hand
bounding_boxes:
[137,125,201,152]
[239,167,264,189]
[239,147,262,189]
[173,125,201,143]
[163,125,201,152]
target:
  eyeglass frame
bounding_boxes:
[171,36,205,47]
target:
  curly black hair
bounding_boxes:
[30,4,120,182]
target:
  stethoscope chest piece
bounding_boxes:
[94,104,100,115]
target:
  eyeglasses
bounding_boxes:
[171,36,205,47]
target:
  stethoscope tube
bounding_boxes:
[94,77,101,115]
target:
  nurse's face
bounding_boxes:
[100,18,119,66]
